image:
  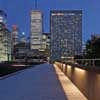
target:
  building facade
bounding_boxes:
[41,33,50,51]
[0,10,7,24]
[41,33,51,59]
[12,25,19,45]
[30,10,43,50]
[14,42,30,62]
[0,22,11,62]
[11,25,19,61]
[50,10,82,61]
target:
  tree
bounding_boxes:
[85,35,100,59]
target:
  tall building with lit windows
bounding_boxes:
[0,10,11,62]
[0,22,11,61]
[50,10,82,61]
[30,10,42,50]
[11,25,19,61]
[12,25,19,45]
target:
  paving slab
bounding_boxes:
[0,63,87,100]
[0,63,67,100]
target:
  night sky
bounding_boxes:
[0,0,100,42]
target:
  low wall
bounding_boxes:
[55,62,100,100]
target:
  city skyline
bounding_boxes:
[0,0,100,42]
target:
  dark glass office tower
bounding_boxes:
[50,10,82,61]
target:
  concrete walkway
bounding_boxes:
[54,64,87,100]
[0,63,67,100]
[0,63,87,100]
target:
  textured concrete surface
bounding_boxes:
[0,63,87,100]
[0,63,67,100]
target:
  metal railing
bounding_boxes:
[60,58,100,67]
[75,59,100,67]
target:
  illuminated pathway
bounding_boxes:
[54,64,87,100]
[0,63,87,100]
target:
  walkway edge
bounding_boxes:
[54,64,87,100]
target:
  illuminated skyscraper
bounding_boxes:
[11,25,19,61]
[0,10,11,61]
[12,25,19,45]
[50,10,82,61]
[30,10,42,50]
[0,23,11,61]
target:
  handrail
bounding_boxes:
[60,58,100,67]
[75,59,100,60]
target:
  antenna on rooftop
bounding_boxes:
[34,0,38,9]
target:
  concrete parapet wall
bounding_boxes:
[55,62,100,100]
